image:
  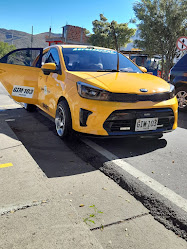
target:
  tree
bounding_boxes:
[133,0,187,80]
[0,42,16,59]
[89,14,136,51]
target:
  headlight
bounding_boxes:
[77,81,110,100]
[169,83,175,99]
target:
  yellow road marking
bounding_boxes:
[0,163,13,168]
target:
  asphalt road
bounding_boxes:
[0,82,187,240]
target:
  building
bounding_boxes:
[45,25,89,46]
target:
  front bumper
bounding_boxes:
[103,108,174,136]
[69,95,178,136]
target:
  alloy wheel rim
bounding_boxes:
[176,90,187,109]
[55,106,66,136]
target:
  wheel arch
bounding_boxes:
[57,96,67,105]
[175,82,187,89]
[56,96,72,120]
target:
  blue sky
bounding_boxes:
[0,0,138,35]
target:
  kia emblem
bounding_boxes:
[140,88,148,92]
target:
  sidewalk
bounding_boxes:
[0,87,186,248]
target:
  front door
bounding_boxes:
[38,47,63,117]
[0,48,43,104]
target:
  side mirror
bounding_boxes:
[139,66,147,73]
[41,63,58,75]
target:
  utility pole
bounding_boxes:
[49,26,52,38]
[31,26,33,48]
[11,31,13,45]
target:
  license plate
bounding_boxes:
[135,118,158,131]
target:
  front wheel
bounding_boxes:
[176,86,187,112]
[55,100,72,139]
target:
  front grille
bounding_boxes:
[110,120,132,132]
[103,108,174,135]
[108,92,171,102]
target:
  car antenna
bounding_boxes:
[117,50,119,72]
[110,23,119,72]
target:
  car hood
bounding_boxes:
[68,71,170,94]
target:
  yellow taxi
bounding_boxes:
[0,45,178,139]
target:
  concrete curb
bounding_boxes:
[100,161,187,241]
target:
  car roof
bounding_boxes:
[45,44,115,51]
[173,54,187,69]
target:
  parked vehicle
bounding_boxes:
[130,55,162,76]
[170,53,187,111]
[0,45,178,139]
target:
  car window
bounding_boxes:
[62,48,142,73]
[45,48,61,69]
[41,51,49,65]
[0,49,42,67]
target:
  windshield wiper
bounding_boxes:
[97,69,120,72]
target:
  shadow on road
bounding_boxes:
[90,136,167,159]
[67,134,167,171]
[6,108,96,178]
[0,108,24,144]
[178,112,187,130]
[2,107,171,178]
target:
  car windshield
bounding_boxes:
[62,48,142,73]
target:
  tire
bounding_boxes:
[176,86,187,112]
[24,103,37,112]
[55,100,72,139]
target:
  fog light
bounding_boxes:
[80,108,92,127]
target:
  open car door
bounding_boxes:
[0,48,43,104]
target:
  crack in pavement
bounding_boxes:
[90,212,150,231]
[0,200,49,216]
[0,144,22,151]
